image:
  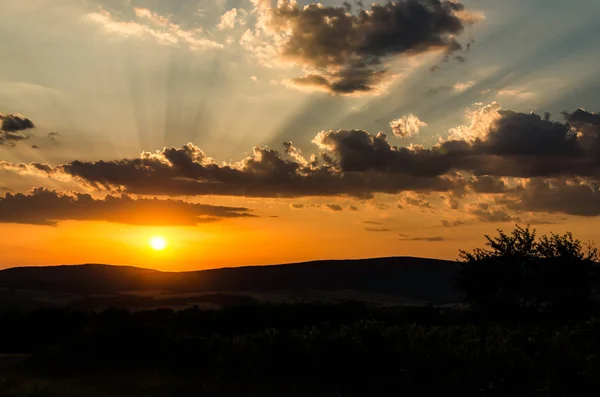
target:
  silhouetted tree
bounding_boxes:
[456,225,598,319]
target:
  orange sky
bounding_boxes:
[2,201,599,271]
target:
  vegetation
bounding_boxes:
[1,225,599,396]
[456,225,599,320]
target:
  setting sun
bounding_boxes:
[149,236,167,251]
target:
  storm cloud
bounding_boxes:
[0,188,255,226]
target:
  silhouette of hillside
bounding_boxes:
[0,257,461,304]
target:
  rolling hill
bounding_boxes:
[0,257,462,308]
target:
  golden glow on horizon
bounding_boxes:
[149,236,168,251]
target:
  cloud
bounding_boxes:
[401,195,434,209]
[363,220,384,225]
[452,81,475,93]
[365,227,392,232]
[85,7,223,50]
[0,113,35,145]
[497,89,535,100]
[439,194,460,210]
[399,234,444,242]
[503,178,600,217]
[8,140,462,198]
[326,204,343,211]
[389,114,427,138]
[0,188,255,227]
[1,113,35,132]
[290,203,346,211]
[218,8,245,30]
[441,219,468,227]
[3,105,600,221]
[447,102,502,142]
[247,0,481,94]
[467,202,520,223]
[425,80,474,95]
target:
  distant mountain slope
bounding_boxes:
[0,257,462,304]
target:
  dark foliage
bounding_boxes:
[456,225,599,320]
[1,303,600,396]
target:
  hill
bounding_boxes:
[0,257,461,308]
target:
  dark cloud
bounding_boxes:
[503,178,600,217]
[4,106,600,221]
[0,113,35,145]
[563,108,600,126]
[399,234,444,242]
[0,188,255,226]
[290,203,346,211]
[363,220,384,225]
[468,176,508,194]
[401,196,434,209]
[365,227,392,232]
[48,132,61,145]
[263,0,479,94]
[1,113,35,132]
[18,140,461,198]
[314,109,600,179]
[467,202,520,223]
[439,194,460,209]
[441,219,468,227]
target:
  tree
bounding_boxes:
[456,225,598,319]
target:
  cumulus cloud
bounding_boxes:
[0,113,35,145]
[389,114,427,138]
[218,8,245,30]
[3,105,600,221]
[246,0,481,94]
[447,102,502,142]
[0,188,255,226]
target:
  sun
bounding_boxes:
[149,236,168,251]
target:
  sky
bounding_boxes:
[1,0,600,271]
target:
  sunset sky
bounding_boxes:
[1,0,600,271]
